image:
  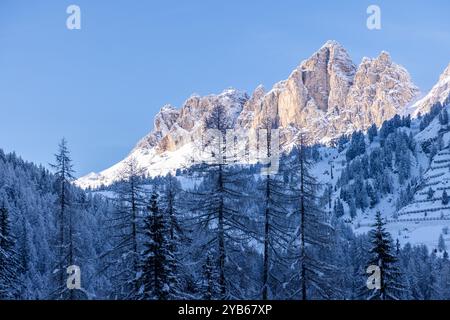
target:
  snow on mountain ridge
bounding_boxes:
[76,41,421,189]
[412,63,450,118]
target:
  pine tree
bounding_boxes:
[140,191,172,300]
[162,174,191,299]
[442,190,449,205]
[289,134,334,300]
[50,138,76,299]
[0,206,20,299]
[337,135,349,153]
[201,250,220,300]
[427,187,435,200]
[258,118,292,300]
[366,211,404,300]
[368,124,378,143]
[333,199,345,218]
[187,104,254,299]
[431,252,450,299]
[346,131,366,161]
[104,157,146,299]
[366,182,378,208]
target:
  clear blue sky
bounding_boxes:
[1,0,449,177]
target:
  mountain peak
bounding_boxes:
[321,40,345,49]
[219,87,247,98]
[377,51,391,62]
[160,104,177,112]
[300,40,352,68]
[313,40,352,61]
[77,44,421,188]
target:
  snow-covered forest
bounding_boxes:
[2,98,450,300]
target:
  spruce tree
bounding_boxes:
[366,211,404,300]
[290,134,333,300]
[368,124,378,143]
[162,174,191,299]
[442,190,449,205]
[333,199,345,218]
[201,250,220,300]
[103,157,146,299]
[50,138,76,299]
[187,104,255,299]
[140,191,172,300]
[427,188,435,200]
[258,118,292,300]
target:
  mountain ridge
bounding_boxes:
[77,41,431,189]
[411,63,450,117]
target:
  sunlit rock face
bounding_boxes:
[77,41,420,188]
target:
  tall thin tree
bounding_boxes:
[187,104,256,299]
[259,118,291,300]
[289,133,333,300]
[140,190,172,300]
[50,138,75,299]
[103,157,146,299]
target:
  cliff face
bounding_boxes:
[235,42,418,146]
[77,41,421,189]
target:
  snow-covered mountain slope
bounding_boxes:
[411,63,450,117]
[77,89,248,189]
[77,41,420,189]
[309,101,450,250]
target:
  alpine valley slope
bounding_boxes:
[311,60,450,249]
[77,40,420,189]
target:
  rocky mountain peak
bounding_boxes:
[77,41,422,188]
[133,104,180,151]
[346,50,419,129]
[296,40,356,112]
[378,51,391,63]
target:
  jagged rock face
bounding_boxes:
[345,52,419,130]
[135,90,249,153]
[158,89,248,153]
[238,41,357,139]
[76,41,422,188]
[412,63,450,117]
[134,105,180,150]
[139,42,418,151]
[301,40,357,112]
[238,42,418,144]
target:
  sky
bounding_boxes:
[0,0,450,177]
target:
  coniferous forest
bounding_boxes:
[2,102,450,301]
[4,1,450,307]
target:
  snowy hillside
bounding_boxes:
[315,102,450,250]
[75,45,450,253]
